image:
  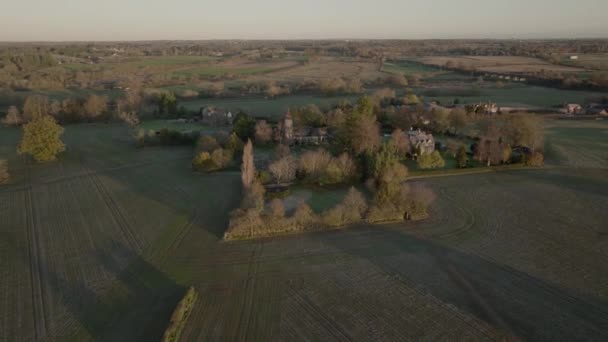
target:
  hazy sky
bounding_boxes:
[1,0,607,41]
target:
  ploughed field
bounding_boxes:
[0,122,607,341]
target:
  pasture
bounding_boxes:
[1,117,608,341]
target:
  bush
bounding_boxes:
[525,151,544,167]
[417,151,445,169]
[18,116,65,162]
[161,286,198,342]
[0,160,9,184]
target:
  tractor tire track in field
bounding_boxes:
[24,186,48,340]
[235,243,263,340]
[86,166,144,254]
[284,284,354,342]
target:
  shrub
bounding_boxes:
[0,159,9,184]
[525,151,544,167]
[268,198,285,218]
[162,286,198,342]
[456,146,468,168]
[294,201,316,227]
[1,106,23,126]
[18,116,65,162]
[417,151,445,169]
[197,135,220,153]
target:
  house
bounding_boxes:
[200,106,233,126]
[407,129,435,155]
[564,103,583,115]
[469,102,499,115]
[277,110,328,145]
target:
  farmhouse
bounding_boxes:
[407,129,435,155]
[277,111,328,145]
[200,106,233,126]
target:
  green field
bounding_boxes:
[421,84,606,108]
[1,118,608,341]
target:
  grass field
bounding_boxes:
[1,118,607,340]
[421,83,605,108]
[417,56,585,74]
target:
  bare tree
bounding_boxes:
[390,129,410,155]
[254,120,273,144]
[84,94,108,120]
[268,156,296,185]
[241,139,255,189]
[1,106,23,125]
[351,115,381,155]
[22,95,50,122]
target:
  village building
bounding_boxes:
[200,106,233,126]
[407,129,435,155]
[277,110,328,145]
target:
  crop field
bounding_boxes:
[417,56,585,74]
[1,120,607,341]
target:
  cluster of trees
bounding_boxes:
[191,132,243,172]
[225,139,435,240]
[473,113,544,166]
[1,94,110,125]
[263,147,358,186]
[1,89,146,127]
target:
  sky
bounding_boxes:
[1,0,607,41]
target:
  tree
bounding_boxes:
[241,139,255,189]
[298,149,332,179]
[504,113,544,152]
[1,106,23,125]
[341,187,368,222]
[83,94,108,120]
[293,104,325,127]
[456,146,468,168]
[157,92,177,116]
[254,120,273,144]
[418,151,445,169]
[268,156,296,184]
[0,159,8,184]
[351,115,381,155]
[18,116,65,162]
[233,113,256,141]
[449,108,467,135]
[22,95,50,122]
[430,108,450,133]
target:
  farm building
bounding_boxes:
[564,103,583,115]
[569,55,579,60]
[200,106,233,126]
[407,129,435,155]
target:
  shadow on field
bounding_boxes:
[6,234,183,341]
[522,168,608,198]
[319,226,608,341]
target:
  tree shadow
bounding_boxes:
[5,233,184,341]
[316,225,608,341]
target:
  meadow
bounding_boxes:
[1,117,607,341]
